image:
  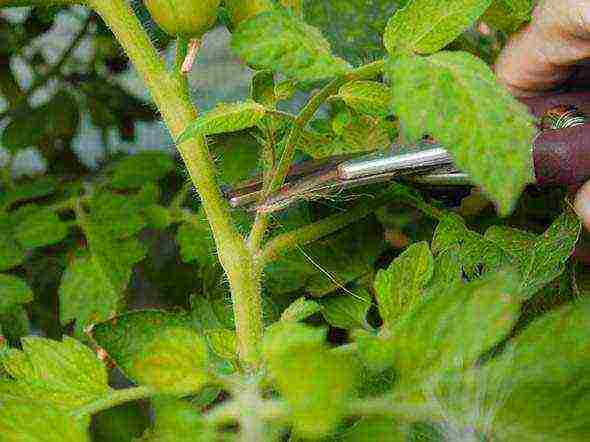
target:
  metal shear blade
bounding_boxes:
[249,141,464,213]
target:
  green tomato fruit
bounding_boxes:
[224,0,273,28]
[145,0,221,38]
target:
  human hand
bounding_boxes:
[495,0,590,228]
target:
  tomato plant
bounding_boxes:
[1,0,589,441]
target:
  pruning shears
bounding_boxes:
[225,91,590,213]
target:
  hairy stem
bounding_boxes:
[205,399,289,426]
[89,0,263,368]
[248,59,385,249]
[72,386,154,419]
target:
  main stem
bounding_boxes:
[89,0,263,368]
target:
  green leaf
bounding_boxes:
[389,270,520,384]
[13,209,68,249]
[1,90,80,153]
[490,297,590,441]
[177,100,266,143]
[59,253,123,338]
[88,192,147,239]
[483,225,536,264]
[0,304,30,344]
[88,310,206,394]
[93,402,150,442]
[280,297,321,322]
[356,333,397,374]
[384,0,492,55]
[0,274,33,314]
[336,81,393,117]
[143,205,172,230]
[483,0,533,33]
[135,182,162,205]
[387,51,536,214]
[203,329,237,361]
[414,366,505,440]
[130,327,209,395]
[304,0,402,65]
[374,242,434,326]
[176,220,217,268]
[110,152,174,190]
[0,400,90,441]
[515,211,580,297]
[59,202,146,338]
[213,132,262,185]
[302,114,394,158]
[0,215,25,271]
[485,211,581,298]
[190,294,232,331]
[428,249,463,289]
[231,10,351,81]
[340,417,406,442]
[139,398,214,442]
[0,336,110,410]
[262,322,356,437]
[432,213,508,278]
[0,176,57,210]
[320,289,372,330]
[2,109,45,152]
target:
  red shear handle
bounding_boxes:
[533,126,590,185]
[519,91,590,186]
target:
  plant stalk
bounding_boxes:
[259,190,393,264]
[89,0,263,368]
[248,59,385,249]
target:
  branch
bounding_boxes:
[204,399,289,426]
[248,59,385,250]
[88,0,263,368]
[259,189,392,264]
[260,181,447,263]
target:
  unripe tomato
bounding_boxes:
[145,0,221,38]
[224,0,273,28]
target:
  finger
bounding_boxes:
[495,0,590,97]
[575,181,590,231]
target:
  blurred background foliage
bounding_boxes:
[0,0,588,438]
